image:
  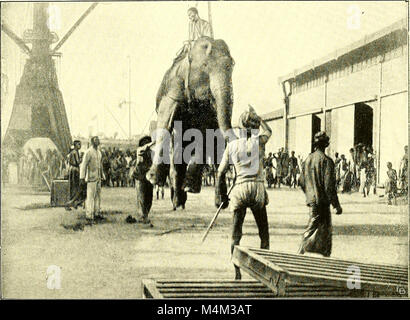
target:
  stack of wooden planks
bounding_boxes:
[232,246,408,298]
[142,279,356,299]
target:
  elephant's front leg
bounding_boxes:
[146,96,179,186]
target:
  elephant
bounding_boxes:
[146,36,235,210]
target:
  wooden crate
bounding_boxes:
[232,246,408,298]
[50,179,70,207]
[141,279,354,299]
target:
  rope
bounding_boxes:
[141,108,156,134]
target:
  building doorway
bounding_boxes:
[311,114,322,152]
[354,103,373,148]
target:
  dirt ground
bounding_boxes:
[1,183,408,299]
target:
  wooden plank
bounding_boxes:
[142,279,164,299]
[249,248,408,281]
[284,271,403,296]
[143,278,361,299]
[232,246,288,296]
[255,252,408,280]
[234,247,408,297]
[251,248,407,272]
[280,265,405,284]
[162,292,277,298]
[255,250,408,276]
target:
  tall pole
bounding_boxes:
[208,1,214,38]
[128,55,131,140]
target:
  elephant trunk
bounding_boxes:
[210,59,235,141]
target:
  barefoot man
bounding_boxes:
[216,105,272,280]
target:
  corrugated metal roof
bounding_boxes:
[278,18,407,84]
[261,108,284,121]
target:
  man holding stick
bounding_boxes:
[215,105,272,280]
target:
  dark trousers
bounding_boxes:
[65,182,87,208]
[68,167,80,200]
[136,179,153,220]
[298,204,332,257]
[231,206,270,255]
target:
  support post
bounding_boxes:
[282,81,290,151]
[376,56,384,185]
[128,55,132,140]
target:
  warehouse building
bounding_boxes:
[265,19,407,184]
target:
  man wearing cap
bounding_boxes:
[298,131,342,257]
[216,105,272,280]
[80,136,105,222]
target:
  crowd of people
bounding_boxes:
[263,149,301,189]
[261,143,408,205]
[1,149,65,188]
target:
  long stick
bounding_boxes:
[201,180,235,243]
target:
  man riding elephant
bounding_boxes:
[147,36,236,210]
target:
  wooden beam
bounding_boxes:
[51,3,98,54]
[1,22,31,56]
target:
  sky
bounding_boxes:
[1,1,407,140]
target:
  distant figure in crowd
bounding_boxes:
[399,145,408,196]
[281,149,290,185]
[127,136,155,224]
[348,147,357,190]
[358,160,368,197]
[102,149,111,187]
[298,131,342,257]
[264,152,274,188]
[275,148,283,188]
[216,105,271,280]
[80,136,105,222]
[288,151,299,188]
[338,154,349,191]
[366,150,377,196]
[65,140,81,210]
[385,162,398,205]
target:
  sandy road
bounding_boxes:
[1,184,407,298]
